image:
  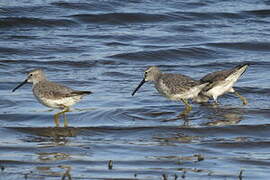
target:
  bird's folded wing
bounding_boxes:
[200,69,234,83]
[161,74,200,94]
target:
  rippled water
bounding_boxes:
[1,0,270,179]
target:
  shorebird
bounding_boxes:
[131,66,209,117]
[12,69,92,127]
[194,63,249,105]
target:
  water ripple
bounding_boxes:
[0,17,77,28]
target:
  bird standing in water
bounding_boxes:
[12,69,92,127]
[194,64,249,105]
[132,66,208,117]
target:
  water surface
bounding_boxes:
[1,0,270,179]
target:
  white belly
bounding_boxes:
[35,95,82,109]
[171,86,202,100]
[205,80,234,100]
[205,65,247,100]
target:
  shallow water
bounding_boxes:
[1,0,270,179]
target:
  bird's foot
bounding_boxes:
[234,92,248,105]
[212,101,219,108]
[240,97,248,105]
[54,114,60,127]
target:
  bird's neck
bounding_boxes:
[32,79,48,86]
[153,72,162,82]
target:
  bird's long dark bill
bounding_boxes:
[131,79,145,96]
[12,79,28,92]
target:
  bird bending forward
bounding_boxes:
[132,66,208,117]
[194,63,249,105]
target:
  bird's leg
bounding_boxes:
[53,112,61,127]
[211,96,220,107]
[234,91,248,105]
[213,100,219,107]
[62,107,70,128]
[53,107,70,127]
[63,113,67,127]
[178,99,192,117]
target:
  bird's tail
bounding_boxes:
[234,63,249,76]
[226,63,249,82]
[71,91,92,96]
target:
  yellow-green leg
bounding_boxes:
[53,112,61,127]
[178,99,192,117]
[53,107,70,127]
[63,108,70,128]
[234,91,248,105]
[60,107,70,128]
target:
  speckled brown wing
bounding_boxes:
[200,64,249,83]
[200,64,249,91]
[33,81,90,100]
[200,69,234,83]
[160,73,200,95]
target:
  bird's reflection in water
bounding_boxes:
[36,165,72,180]
[160,113,193,127]
[13,126,82,147]
[12,125,82,179]
[38,152,70,162]
[33,128,76,179]
[15,126,79,140]
[160,102,245,127]
[203,104,244,126]
[36,127,80,138]
[154,134,201,146]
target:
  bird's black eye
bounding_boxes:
[30,74,33,77]
[145,71,148,75]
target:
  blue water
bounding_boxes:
[1,0,270,179]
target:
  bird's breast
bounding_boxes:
[155,80,172,98]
